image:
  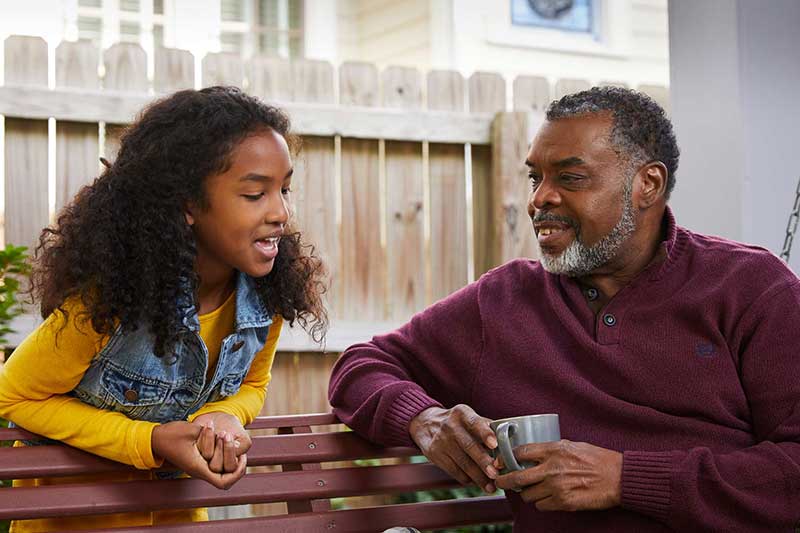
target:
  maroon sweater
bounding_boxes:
[329,210,800,532]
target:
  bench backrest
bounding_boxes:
[0,413,512,532]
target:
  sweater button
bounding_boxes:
[602,313,617,327]
[124,389,139,402]
[586,288,599,301]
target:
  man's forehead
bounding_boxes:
[528,113,615,165]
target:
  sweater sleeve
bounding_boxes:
[189,316,282,426]
[328,280,485,447]
[0,307,161,470]
[621,279,800,531]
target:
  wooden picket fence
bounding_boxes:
[0,34,669,417]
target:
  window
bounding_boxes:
[511,0,596,34]
[220,0,304,59]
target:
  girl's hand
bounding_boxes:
[193,412,252,457]
[151,421,247,490]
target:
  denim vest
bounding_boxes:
[72,272,274,423]
[16,272,274,443]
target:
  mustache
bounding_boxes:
[532,212,578,230]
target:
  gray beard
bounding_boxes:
[538,179,636,277]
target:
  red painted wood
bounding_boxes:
[1,463,460,520]
[81,497,513,532]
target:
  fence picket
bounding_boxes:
[513,75,551,111]
[491,112,539,266]
[55,41,100,214]
[154,47,194,93]
[469,72,506,279]
[102,43,147,161]
[3,36,49,250]
[201,52,245,88]
[338,62,385,320]
[554,78,591,99]
[383,66,425,319]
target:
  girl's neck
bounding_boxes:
[196,270,237,315]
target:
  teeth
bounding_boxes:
[540,228,552,236]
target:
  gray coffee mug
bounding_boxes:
[489,414,560,472]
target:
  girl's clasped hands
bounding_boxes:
[151,414,251,490]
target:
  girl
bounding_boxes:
[0,86,327,531]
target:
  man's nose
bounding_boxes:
[529,177,560,212]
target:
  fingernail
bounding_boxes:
[225,433,233,443]
[486,465,498,478]
[209,420,215,429]
[487,436,498,449]
[484,483,495,493]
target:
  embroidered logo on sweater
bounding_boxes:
[695,342,716,357]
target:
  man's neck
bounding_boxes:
[577,207,667,307]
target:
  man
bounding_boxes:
[328,87,800,531]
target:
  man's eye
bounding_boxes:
[528,174,542,187]
[561,174,585,183]
[281,187,292,196]
[243,193,264,201]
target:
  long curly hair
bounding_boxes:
[29,86,328,356]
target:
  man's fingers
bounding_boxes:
[454,429,498,480]
[514,441,560,463]
[433,453,473,487]
[460,409,498,450]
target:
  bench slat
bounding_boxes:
[78,496,512,532]
[0,463,461,520]
[0,414,339,443]
[0,431,419,479]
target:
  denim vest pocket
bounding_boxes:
[101,367,171,419]
[218,372,246,397]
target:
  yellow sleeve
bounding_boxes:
[0,305,161,470]
[189,316,282,426]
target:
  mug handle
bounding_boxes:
[496,422,523,472]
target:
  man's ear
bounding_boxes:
[637,162,668,209]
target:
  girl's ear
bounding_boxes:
[184,204,196,226]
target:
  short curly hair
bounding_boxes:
[546,86,680,197]
[30,86,328,356]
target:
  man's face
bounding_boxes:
[526,113,637,277]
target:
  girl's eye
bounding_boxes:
[281,187,292,196]
[243,193,264,201]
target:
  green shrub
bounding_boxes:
[0,243,29,533]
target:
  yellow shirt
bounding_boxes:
[0,292,282,532]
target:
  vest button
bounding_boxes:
[124,389,139,402]
[231,340,245,352]
[602,313,617,327]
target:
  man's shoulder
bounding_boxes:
[472,258,552,299]
[679,226,797,287]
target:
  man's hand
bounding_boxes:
[151,421,247,490]
[494,439,622,511]
[409,405,498,493]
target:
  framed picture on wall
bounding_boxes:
[511,0,598,35]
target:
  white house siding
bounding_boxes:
[447,0,669,89]
[338,0,432,68]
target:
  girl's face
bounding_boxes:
[187,129,292,286]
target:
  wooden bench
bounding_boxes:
[0,413,512,532]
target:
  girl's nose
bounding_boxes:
[266,194,290,225]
